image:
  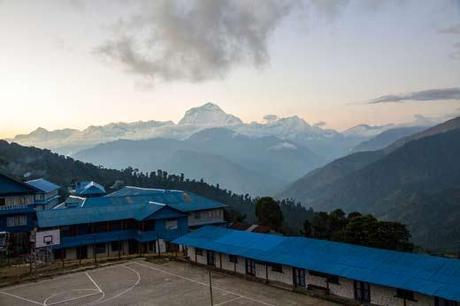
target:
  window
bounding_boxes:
[309,270,339,284]
[207,251,215,266]
[293,268,306,287]
[229,255,238,263]
[436,297,458,306]
[0,198,5,206]
[395,289,415,301]
[194,212,201,219]
[165,219,178,230]
[271,264,283,273]
[195,248,203,256]
[245,259,256,276]
[111,241,120,252]
[6,215,27,227]
[354,281,371,303]
[95,243,106,254]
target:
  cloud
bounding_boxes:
[96,0,296,83]
[439,23,460,59]
[313,121,327,127]
[263,114,279,123]
[367,88,460,104]
[439,24,460,34]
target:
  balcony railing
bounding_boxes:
[60,227,187,248]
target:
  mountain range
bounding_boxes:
[7,103,437,195]
[73,128,322,195]
[280,117,460,249]
[10,102,424,157]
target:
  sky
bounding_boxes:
[0,0,459,138]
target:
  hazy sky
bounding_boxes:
[1,0,460,138]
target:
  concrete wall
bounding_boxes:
[186,247,438,306]
[2,195,35,206]
[188,208,224,227]
[370,285,434,306]
[62,239,167,260]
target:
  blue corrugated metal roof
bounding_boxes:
[38,187,225,227]
[37,202,184,227]
[0,173,37,196]
[174,226,460,302]
[104,186,226,212]
[75,181,106,195]
[26,178,60,193]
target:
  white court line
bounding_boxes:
[86,272,103,293]
[91,264,141,305]
[133,261,275,306]
[0,291,43,305]
[214,296,242,305]
[45,290,101,306]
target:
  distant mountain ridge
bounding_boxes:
[74,127,323,196]
[351,126,427,153]
[280,117,460,249]
[8,102,432,160]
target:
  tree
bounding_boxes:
[311,212,331,239]
[255,197,284,231]
[342,215,413,251]
[303,219,312,237]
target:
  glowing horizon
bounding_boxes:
[1,0,459,139]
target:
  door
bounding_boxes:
[77,246,87,259]
[245,259,256,276]
[128,240,138,254]
[354,281,371,303]
[207,250,215,266]
[293,268,306,288]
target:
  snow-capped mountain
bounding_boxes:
[233,115,339,140]
[342,124,395,138]
[9,102,425,161]
[178,102,243,126]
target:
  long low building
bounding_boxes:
[174,226,460,306]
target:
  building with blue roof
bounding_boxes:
[0,173,60,254]
[72,181,106,197]
[174,226,460,306]
[26,178,60,209]
[36,186,226,260]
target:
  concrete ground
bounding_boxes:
[0,259,340,306]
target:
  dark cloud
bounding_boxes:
[96,0,296,83]
[313,121,327,127]
[439,24,460,34]
[367,88,460,104]
[263,114,279,123]
[439,23,460,59]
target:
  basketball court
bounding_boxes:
[0,260,339,305]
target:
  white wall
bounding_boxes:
[371,285,434,306]
[188,209,224,227]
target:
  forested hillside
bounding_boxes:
[0,140,312,232]
[281,119,460,250]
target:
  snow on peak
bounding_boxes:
[179,102,243,126]
[268,142,298,151]
[343,124,394,137]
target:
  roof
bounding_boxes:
[174,226,460,301]
[104,186,226,212]
[38,186,224,227]
[0,172,38,196]
[229,223,272,233]
[75,181,106,195]
[26,178,60,193]
[37,202,185,227]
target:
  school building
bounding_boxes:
[174,226,460,306]
[36,186,226,260]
